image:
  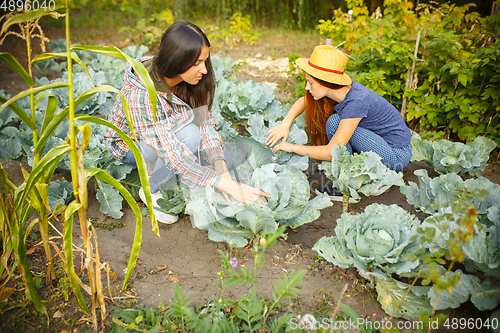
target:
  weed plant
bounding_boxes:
[111,226,308,332]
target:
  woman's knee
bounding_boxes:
[176,123,201,153]
[326,114,340,141]
[389,144,412,172]
[123,141,158,165]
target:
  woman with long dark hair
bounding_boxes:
[266,45,412,202]
[106,22,269,223]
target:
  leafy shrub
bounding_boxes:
[119,4,174,47]
[286,52,305,98]
[316,0,500,150]
[206,13,261,46]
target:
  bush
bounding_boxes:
[316,0,500,151]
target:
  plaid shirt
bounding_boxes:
[105,57,224,188]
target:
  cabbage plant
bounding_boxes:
[246,114,309,170]
[211,77,276,123]
[318,145,405,212]
[312,204,422,283]
[401,169,500,226]
[185,162,332,247]
[422,211,500,280]
[411,136,496,177]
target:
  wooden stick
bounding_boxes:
[401,30,421,120]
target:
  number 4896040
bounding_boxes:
[1,0,56,12]
[443,317,498,330]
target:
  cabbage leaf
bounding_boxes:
[246,114,309,170]
[428,268,500,311]
[375,277,432,321]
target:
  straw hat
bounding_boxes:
[296,45,352,85]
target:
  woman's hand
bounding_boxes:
[265,122,290,148]
[219,172,233,202]
[214,159,233,201]
[271,141,295,154]
[216,177,271,205]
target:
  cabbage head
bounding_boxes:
[185,163,332,247]
[318,145,405,201]
[313,204,422,280]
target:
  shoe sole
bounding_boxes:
[139,188,178,224]
[314,189,360,203]
[154,213,179,224]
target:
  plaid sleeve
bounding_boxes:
[199,111,225,165]
[130,89,221,188]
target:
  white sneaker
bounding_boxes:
[138,188,179,224]
[371,172,403,196]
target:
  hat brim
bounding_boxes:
[296,58,352,86]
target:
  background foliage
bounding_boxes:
[1,0,500,331]
[314,0,500,151]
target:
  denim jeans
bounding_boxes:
[326,113,412,172]
[123,123,234,193]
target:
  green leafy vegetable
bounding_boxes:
[185,163,331,247]
[246,114,309,170]
[319,145,405,199]
[401,169,500,226]
[428,268,500,311]
[411,136,496,176]
[318,145,404,211]
[48,180,73,211]
[212,78,276,122]
[156,179,187,215]
[312,203,422,280]
[463,223,500,279]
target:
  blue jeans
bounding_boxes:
[123,123,234,193]
[326,114,412,172]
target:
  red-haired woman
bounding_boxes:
[266,45,411,202]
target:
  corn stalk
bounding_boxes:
[0,2,159,330]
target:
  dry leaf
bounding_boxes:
[77,316,91,324]
[169,276,179,283]
[53,310,63,318]
[156,264,169,272]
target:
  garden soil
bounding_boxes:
[2,26,500,331]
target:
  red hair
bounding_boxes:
[304,77,340,146]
